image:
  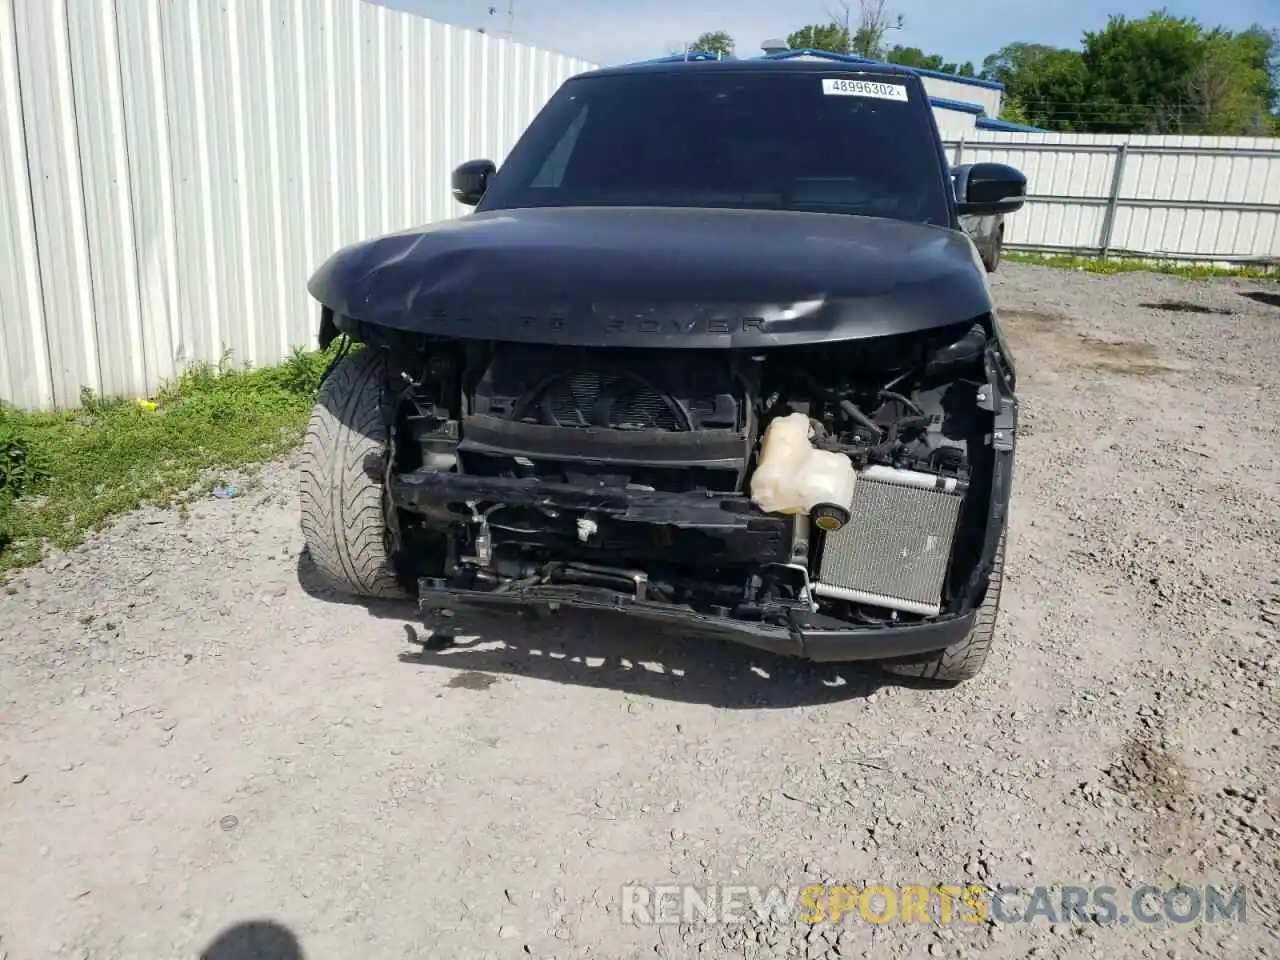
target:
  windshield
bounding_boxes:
[476,69,953,226]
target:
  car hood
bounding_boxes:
[308,206,993,348]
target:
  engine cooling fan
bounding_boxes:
[519,369,692,431]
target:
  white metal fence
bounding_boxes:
[0,0,595,410]
[945,132,1280,264]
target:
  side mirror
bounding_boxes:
[451,159,496,206]
[952,162,1026,216]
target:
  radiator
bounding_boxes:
[813,465,965,616]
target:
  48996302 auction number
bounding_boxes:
[821,78,909,101]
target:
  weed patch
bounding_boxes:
[0,345,341,572]
[1005,252,1280,280]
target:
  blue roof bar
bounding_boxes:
[928,95,985,115]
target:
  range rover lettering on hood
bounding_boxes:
[309,206,996,348]
[394,307,809,336]
[603,315,769,334]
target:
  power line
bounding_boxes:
[1011,98,1200,109]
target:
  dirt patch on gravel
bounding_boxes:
[1,263,1278,960]
[1140,300,1232,316]
[1002,308,1179,378]
[1240,289,1280,309]
[1105,734,1190,811]
[448,670,502,690]
[1076,336,1178,377]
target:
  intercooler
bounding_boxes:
[813,465,965,617]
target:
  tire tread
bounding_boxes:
[881,530,1005,683]
[298,349,406,598]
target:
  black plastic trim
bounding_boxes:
[390,470,773,524]
[460,413,747,467]
[418,580,976,662]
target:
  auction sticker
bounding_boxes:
[821,77,908,101]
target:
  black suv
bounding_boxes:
[302,57,1027,683]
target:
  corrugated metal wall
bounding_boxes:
[0,0,595,410]
[919,74,1001,119]
[947,132,1280,263]
[932,106,977,139]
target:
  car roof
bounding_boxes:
[577,54,925,84]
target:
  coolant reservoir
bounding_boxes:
[749,412,857,530]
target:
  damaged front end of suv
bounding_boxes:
[300,57,1026,682]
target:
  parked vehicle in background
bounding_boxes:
[955,162,1018,272]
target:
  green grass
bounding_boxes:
[1005,251,1280,280]
[0,344,341,574]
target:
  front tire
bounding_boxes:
[880,530,1006,684]
[983,225,1004,273]
[299,348,407,598]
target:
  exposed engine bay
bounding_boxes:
[374,316,1012,641]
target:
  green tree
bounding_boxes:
[785,8,1277,135]
[979,17,1276,135]
[887,45,943,70]
[981,42,1085,127]
[688,30,734,57]
[1079,12,1207,132]
[1013,48,1092,131]
[1182,28,1274,133]
[997,98,1032,125]
[887,45,976,75]
[1079,13,1277,134]
[785,2,904,60]
[786,23,852,54]
[1224,26,1280,122]
[848,0,903,60]
[980,42,1062,89]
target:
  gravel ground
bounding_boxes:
[1,263,1278,960]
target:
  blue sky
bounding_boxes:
[380,0,1276,69]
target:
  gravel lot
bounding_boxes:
[1,263,1278,960]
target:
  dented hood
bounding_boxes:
[307,206,993,348]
